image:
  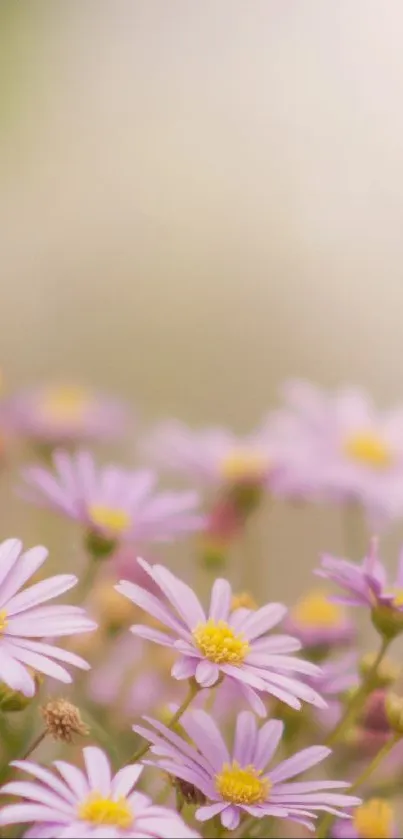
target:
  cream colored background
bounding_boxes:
[2,1,403,603]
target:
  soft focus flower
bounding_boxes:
[316,540,403,637]
[1,382,129,446]
[135,709,360,832]
[0,747,199,838]
[0,538,95,696]
[21,450,204,557]
[116,559,325,715]
[285,589,355,652]
[269,379,403,522]
[332,799,396,838]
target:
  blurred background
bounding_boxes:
[3,0,403,598]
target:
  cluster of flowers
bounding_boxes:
[0,378,402,837]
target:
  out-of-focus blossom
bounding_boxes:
[268,379,403,523]
[285,589,355,652]
[116,559,325,714]
[332,799,396,838]
[135,709,360,832]
[0,538,96,696]
[1,382,129,446]
[0,748,199,838]
[21,450,204,557]
[316,540,403,637]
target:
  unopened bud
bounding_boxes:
[385,693,403,736]
[371,604,403,640]
[359,689,390,733]
[41,698,89,743]
[84,530,117,561]
[173,777,206,805]
[359,652,400,688]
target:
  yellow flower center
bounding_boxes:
[292,591,344,628]
[88,504,130,535]
[353,799,393,839]
[215,761,270,805]
[41,386,90,422]
[231,592,258,612]
[192,620,250,665]
[221,450,268,484]
[0,611,8,633]
[384,587,403,608]
[344,432,392,469]
[78,793,133,829]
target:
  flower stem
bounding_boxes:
[22,729,47,760]
[127,681,199,764]
[316,733,400,838]
[325,636,390,748]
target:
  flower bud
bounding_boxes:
[371,604,403,640]
[41,698,89,743]
[84,530,117,561]
[359,689,390,733]
[0,671,42,712]
[385,693,403,736]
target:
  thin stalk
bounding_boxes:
[127,681,199,764]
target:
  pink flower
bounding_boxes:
[268,379,403,522]
[316,540,403,613]
[134,709,360,832]
[1,382,129,445]
[0,538,96,696]
[116,559,326,715]
[332,800,396,839]
[21,451,204,555]
[284,589,355,650]
[0,747,200,838]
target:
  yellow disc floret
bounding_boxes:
[292,591,343,628]
[41,386,90,421]
[0,610,8,633]
[221,450,268,484]
[353,799,393,839]
[88,505,130,535]
[215,761,270,805]
[344,432,392,469]
[192,620,249,665]
[79,793,133,829]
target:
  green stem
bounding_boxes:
[127,681,199,764]
[325,637,390,747]
[316,734,400,838]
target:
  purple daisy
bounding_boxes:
[284,589,355,651]
[134,709,360,832]
[316,539,403,614]
[116,559,326,715]
[0,747,200,838]
[142,420,279,491]
[21,450,204,554]
[268,379,403,523]
[1,382,129,446]
[0,538,96,696]
[332,800,396,838]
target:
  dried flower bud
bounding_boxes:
[359,652,400,688]
[41,699,89,743]
[385,693,403,736]
[173,777,206,805]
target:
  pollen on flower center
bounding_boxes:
[41,387,90,421]
[78,793,133,828]
[221,450,268,483]
[353,799,393,839]
[385,587,403,608]
[292,591,343,628]
[88,504,130,535]
[0,610,8,633]
[215,761,270,805]
[192,619,249,664]
[344,432,392,469]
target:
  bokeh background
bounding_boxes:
[3,0,403,600]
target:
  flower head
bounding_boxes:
[0,747,199,838]
[1,382,129,446]
[116,559,326,715]
[0,538,95,696]
[316,540,403,637]
[21,450,204,557]
[269,380,403,522]
[332,799,396,838]
[135,709,360,832]
[285,589,355,651]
